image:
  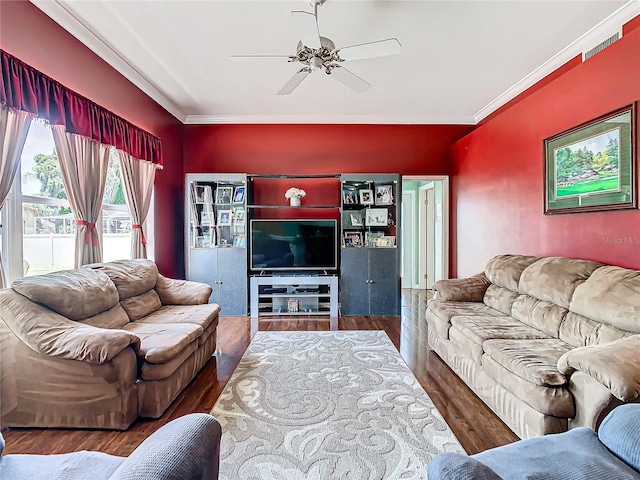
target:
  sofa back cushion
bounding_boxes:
[78,304,130,329]
[570,266,640,334]
[12,268,119,321]
[120,290,162,321]
[559,312,632,347]
[510,257,602,337]
[518,257,602,309]
[87,259,158,300]
[483,255,540,315]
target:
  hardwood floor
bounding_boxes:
[2,289,518,456]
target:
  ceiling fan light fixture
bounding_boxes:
[309,56,323,71]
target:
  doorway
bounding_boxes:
[400,176,449,289]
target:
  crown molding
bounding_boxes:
[184,114,476,125]
[30,0,188,123]
[473,0,640,124]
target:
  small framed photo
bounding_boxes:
[359,189,374,205]
[200,210,213,226]
[342,186,358,205]
[216,186,233,204]
[196,236,210,248]
[233,186,246,204]
[233,235,246,247]
[375,185,394,205]
[194,185,207,204]
[375,235,396,248]
[233,208,245,226]
[343,231,363,247]
[217,210,232,226]
[349,212,363,227]
[365,231,384,247]
[365,208,388,226]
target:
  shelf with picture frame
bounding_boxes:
[340,174,400,316]
[340,176,398,250]
[185,173,248,315]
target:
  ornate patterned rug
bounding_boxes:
[211,331,463,479]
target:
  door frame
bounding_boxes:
[402,175,450,283]
[401,190,416,288]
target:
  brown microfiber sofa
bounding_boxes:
[427,254,640,439]
[0,259,220,430]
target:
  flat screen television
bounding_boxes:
[250,219,337,271]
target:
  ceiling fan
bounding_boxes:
[230,0,401,95]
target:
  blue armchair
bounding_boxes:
[0,413,222,480]
[428,403,640,480]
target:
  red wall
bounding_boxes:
[451,19,640,277]
[184,124,474,176]
[1,0,184,277]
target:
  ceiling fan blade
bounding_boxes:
[335,38,401,62]
[291,10,321,49]
[229,55,295,63]
[277,68,311,95]
[327,66,371,93]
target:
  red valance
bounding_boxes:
[0,49,163,166]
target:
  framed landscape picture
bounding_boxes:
[544,104,637,214]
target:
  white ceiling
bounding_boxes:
[32,0,639,125]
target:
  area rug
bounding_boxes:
[211,331,463,479]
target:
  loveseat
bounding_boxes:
[428,403,640,480]
[0,259,220,430]
[0,413,222,480]
[427,254,640,439]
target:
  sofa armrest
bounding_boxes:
[0,289,139,364]
[427,452,503,480]
[155,274,212,305]
[108,413,222,480]
[558,336,640,402]
[433,273,490,302]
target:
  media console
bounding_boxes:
[250,275,339,318]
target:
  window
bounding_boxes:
[1,122,140,282]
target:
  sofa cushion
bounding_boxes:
[482,355,575,417]
[449,316,550,365]
[120,290,162,321]
[451,316,550,347]
[519,257,602,309]
[598,404,640,472]
[483,338,572,387]
[140,340,199,381]
[87,259,158,300]
[12,268,118,321]
[570,266,640,333]
[427,299,506,324]
[484,254,540,291]
[511,295,568,338]
[559,312,633,348]
[135,304,221,331]
[123,322,203,364]
[483,284,519,316]
[78,304,130,329]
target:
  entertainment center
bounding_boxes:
[185,173,400,317]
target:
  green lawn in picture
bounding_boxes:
[556,175,620,197]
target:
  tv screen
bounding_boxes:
[250,219,337,271]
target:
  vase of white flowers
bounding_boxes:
[285,187,306,206]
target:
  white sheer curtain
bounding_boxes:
[0,106,33,287]
[118,151,156,259]
[52,126,110,267]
